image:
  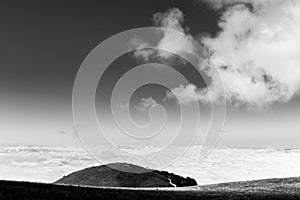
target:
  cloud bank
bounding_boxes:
[199,0,300,108]
[132,1,300,109]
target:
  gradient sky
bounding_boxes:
[0,0,299,148]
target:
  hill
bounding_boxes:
[1,177,300,199]
[54,162,197,187]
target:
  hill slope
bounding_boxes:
[55,162,197,187]
[1,177,300,199]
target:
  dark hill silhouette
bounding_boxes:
[55,162,197,187]
[2,177,300,199]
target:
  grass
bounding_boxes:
[0,177,300,199]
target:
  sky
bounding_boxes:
[0,0,299,148]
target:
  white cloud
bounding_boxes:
[199,0,253,10]
[129,8,196,62]
[165,84,210,105]
[135,97,157,112]
[199,0,300,108]
[131,2,300,109]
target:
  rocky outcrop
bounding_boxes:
[55,162,197,187]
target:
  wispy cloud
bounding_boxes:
[129,8,196,63]
[164,84,210,105]
[135,97,157,112]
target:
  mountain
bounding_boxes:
[55,162,197,187]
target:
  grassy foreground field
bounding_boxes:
[0,177,300,200]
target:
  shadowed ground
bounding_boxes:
[55,163,197,187]
[0,177,300,199]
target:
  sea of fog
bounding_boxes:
[0,144,300,185]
